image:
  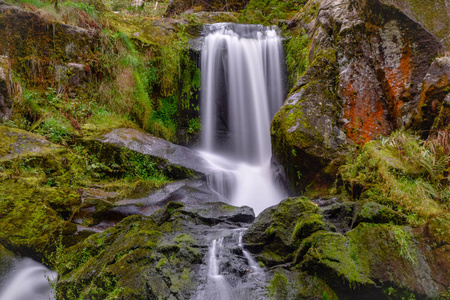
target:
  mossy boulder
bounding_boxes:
[267,268,338,300]
[354,201,408,226]
[244,197,333,266]
[271,48,347,194]
[426,212,450,246]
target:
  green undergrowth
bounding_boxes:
[338,129,450,220]
[239,0,307,24]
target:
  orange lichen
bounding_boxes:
[343,79,391,145]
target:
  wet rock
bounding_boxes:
[56,201,257,299]
[412,57,450,133]
[0,245,15,280]
[73,179,236,231]
[84,128,209,179]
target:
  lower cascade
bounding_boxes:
[0,258,56,300]
[197,23,286,299]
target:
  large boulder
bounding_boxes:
[83,128,209,180]
[272,0,441,193]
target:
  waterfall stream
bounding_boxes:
[0,258,56,300]
[198,23,286,215]
[197,23,286,300]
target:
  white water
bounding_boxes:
[199,23,286,300]
[0,258,56,300]
[199,23,286,215]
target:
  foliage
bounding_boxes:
[285,29,310,88]
[239,0,307,24]
[338,130,450,219]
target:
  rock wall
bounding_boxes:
[0,2,97,86]
[273,0,442,193]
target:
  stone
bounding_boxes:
[272,0,441,193]
[84,128,209,180]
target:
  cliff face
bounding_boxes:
[272,0,444,193]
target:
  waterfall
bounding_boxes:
[199,23,286,215]
[197,23,286,300]
[0,258,56,300]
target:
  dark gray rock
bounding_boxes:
[86,128,209,179]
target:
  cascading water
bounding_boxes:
[199,23,286,215]
[0,258,56,300]
[197,23,286,300]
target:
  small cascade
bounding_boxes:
[199,23,286,215]
[196,230,266,300]
[0,258,56,300]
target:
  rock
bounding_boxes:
[354,201,408,226]
[412,57,450,133]
[244,197,333,266]
[244,196,449,298]
[271,48,347,193]
[0,2,97,85]
[56,201,258,299]
[0,244,16,280]
[55,62,89,91]
[84,128,209,180]
[379,0,450,50]
[273,0,441,193]
[0,56,11,121]
[73,179,233,231]
[0,125,60,162]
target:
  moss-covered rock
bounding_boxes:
[55,201,257,299]
[165,0,249,17]
[0,2,98,86]
[83,127,208,180]
[244,197,333,266]
[274,0,441,193]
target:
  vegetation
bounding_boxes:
[339,130,450,219]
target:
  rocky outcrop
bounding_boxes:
[380,0,450,50]
[272,0,441,193]
[245,197,450,299]
[0,2,97,85]
[83,128,209,179]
